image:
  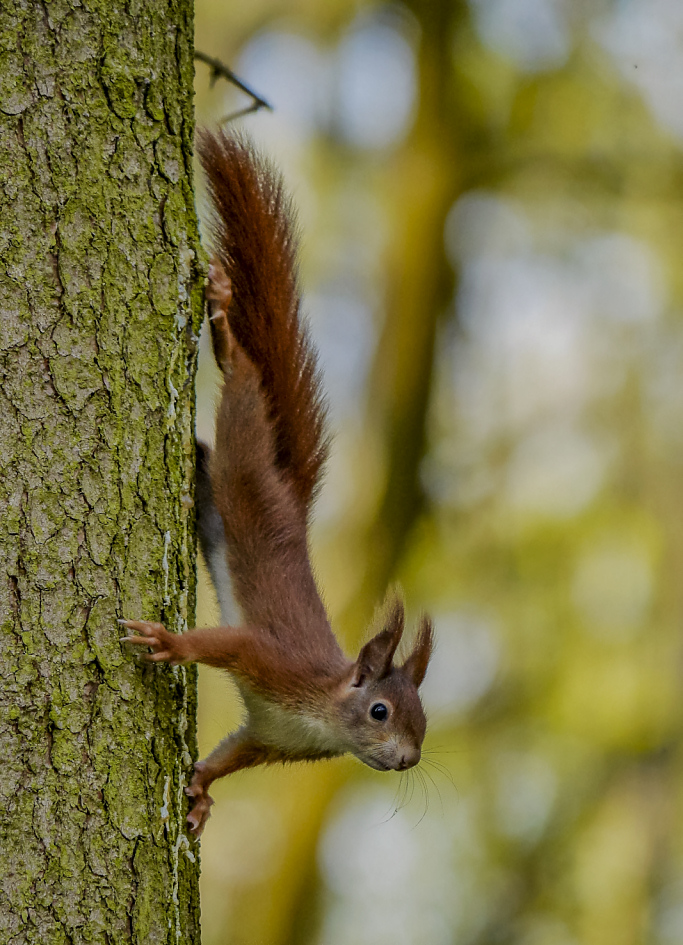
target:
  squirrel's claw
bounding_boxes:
[185,763,214,836]
[187,798,213,837]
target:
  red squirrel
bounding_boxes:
[121,130,434,837]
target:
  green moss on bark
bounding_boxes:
[0,2,203,942]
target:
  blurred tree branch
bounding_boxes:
[194,50,272,119]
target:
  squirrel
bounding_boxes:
[120,130,434,837]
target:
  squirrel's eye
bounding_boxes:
[370,702,389,722]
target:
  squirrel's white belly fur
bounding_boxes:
[240,686,347,757]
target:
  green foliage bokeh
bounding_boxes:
[192,2,683,943]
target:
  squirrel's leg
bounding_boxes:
[185,729,268,836]
[120,620,248,668]
[197,258,235,619]
[120,620,308,696]
[196,441,237,625]
[206,257,234,373]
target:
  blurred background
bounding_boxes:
[192,1,683,943]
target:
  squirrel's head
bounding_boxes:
[337,594,433,772]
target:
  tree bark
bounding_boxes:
[0,2,203,943]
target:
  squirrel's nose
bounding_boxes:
[397,748,421,770]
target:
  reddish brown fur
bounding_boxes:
[209,341,344,680]
[121,133,434,836]
[402,615,434,688]
[198,129,328,514]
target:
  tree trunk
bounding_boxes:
[0,2,203,943]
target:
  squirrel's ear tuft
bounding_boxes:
[402,615,433,688]
[351,597,405,686]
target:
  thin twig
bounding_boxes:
[194,51,273,115]
[220,101,264,123]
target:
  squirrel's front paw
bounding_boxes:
[119,619,188,664]
[185,763,214,836]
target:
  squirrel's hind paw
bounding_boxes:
[206,258,235,374]
[206,258,232,307]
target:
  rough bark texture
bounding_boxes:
[0,2,203,943]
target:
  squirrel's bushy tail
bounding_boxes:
[198,129,328,512]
